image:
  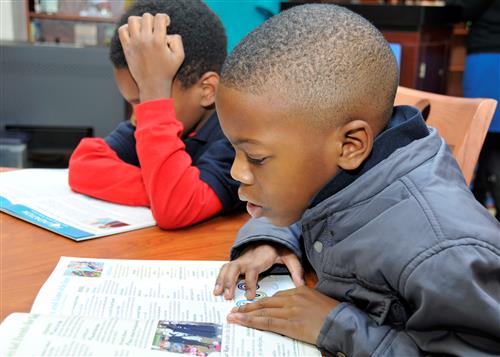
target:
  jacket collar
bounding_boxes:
[310,106,430,207]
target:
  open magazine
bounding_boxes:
[0,169,156,241]
[0,258,320,356]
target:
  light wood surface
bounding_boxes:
[0,211,250,321]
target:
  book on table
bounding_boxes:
[0,169,156,241]
[0,257,320,356]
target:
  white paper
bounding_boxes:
[0,313,166,356]
[0,169,156,240]
[23,257,321,357]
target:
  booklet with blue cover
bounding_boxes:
[0,169,156,241]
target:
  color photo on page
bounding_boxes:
[152,321,222,356]
[64,260,104,277]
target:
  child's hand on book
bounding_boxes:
[227,286,339,345]
[213,243,304,300]
[118,13,185,102]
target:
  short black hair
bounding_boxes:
[110,0,227,88]
[221,4,399,130]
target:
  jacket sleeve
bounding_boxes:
[68,137,150,206]
[134,99,222,229]
[231,217,304,267]
[317,239,500,356]
[445,0,494,20]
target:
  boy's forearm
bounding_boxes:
[317,303,414,357]
[138,80,172,103]
[231,217,304,261]
[317,242,500,356]
[68,138,149,206]
[319,302,499,357]
[134,99,223,229]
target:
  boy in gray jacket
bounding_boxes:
[213,4,500,356]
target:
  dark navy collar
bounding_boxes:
[185,111,220,143]
[310,105,430,207]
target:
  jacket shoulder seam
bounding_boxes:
[400,176,444,240]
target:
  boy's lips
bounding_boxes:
[246,202,264,218]
[239,191,264,218]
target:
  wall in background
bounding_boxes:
[205,0,281,52]
[0,0,27,41]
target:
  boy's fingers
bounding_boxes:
[237,296,287,312]
[154,13,170,40]
[141,12,154,36]
[243,269,259,300]
[282,254,304,286]
[246,307,290,320]
[223,263,242,300]
[230,307,289,320]
[214,263,229,295]
[118,24,130,47]
[227,313,288,336]
[273,288,296,297]
[127,16,141,38]
[166,34,184,57]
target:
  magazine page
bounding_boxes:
[29,257,320,357]
[0,313,318,357]
[0,313,165,356]
[0,169,155,240]
[31,259,287,322]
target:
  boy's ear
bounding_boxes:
[198,71,219,108]
[332,120,374,171]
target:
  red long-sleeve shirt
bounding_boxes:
[69,99,223,229]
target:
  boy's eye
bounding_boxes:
[246,155,267,165]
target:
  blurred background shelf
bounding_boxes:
[25,0,126,46]
[28,12,118,23]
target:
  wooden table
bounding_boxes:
[0,211,250,321]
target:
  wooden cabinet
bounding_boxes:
[447,23,467,96]
[382,27,453,93]
[25,0,129,46]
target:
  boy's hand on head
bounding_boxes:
[227,286,339,345]
[118,13,185,102]
[213,243,304,300]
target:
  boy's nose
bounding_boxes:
[230,154,253,185]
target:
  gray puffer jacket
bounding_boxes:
[232,122,500,356]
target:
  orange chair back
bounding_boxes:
[395,86,497,185]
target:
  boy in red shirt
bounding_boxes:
[69,0,241,229]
